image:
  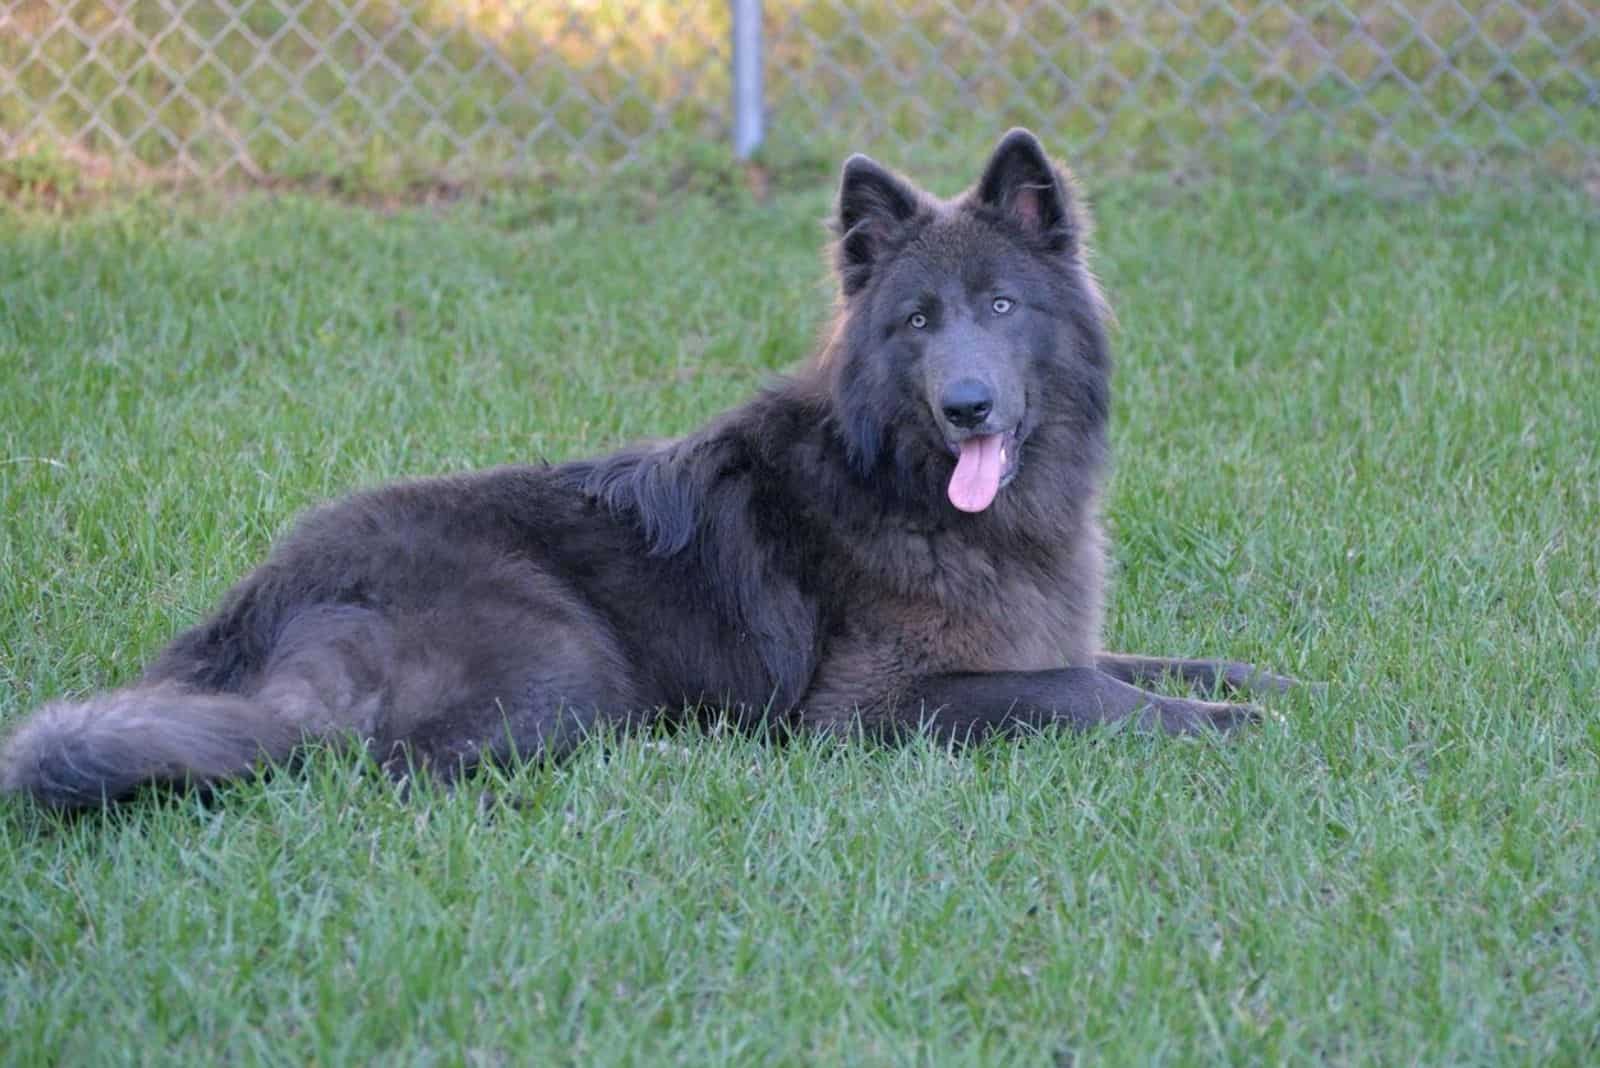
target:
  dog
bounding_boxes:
[0,129,1292,810]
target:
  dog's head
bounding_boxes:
[825,129,1111,515]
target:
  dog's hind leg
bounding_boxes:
[1094,654,1297,697]
[383,693,637,789]
[371,579,644,788]
[247,604,596,788]
[246,604,402,755]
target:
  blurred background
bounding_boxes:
[2,0,1596,194]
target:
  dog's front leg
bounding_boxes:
[875,668,1257,743]
[1094,654,1297,697]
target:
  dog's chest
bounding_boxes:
[815,503,1108,688]
[855,542,1100,673]
[927,567,1095,671]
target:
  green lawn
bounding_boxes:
[1,167,1597,1064]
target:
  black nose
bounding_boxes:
[940,378,994,430]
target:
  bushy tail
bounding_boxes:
[0,685,300,810]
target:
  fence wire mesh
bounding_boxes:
[2,1,1597,184]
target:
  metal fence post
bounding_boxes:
[732,0,764,159]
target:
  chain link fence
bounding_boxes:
[3,1,1597,186]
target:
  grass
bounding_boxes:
[2,161,1599,1064]
[3,0,1598,191]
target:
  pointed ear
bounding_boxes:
[974,128,1075,253]
[834,154,921,296]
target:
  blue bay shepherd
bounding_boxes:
[2,129,1292,810]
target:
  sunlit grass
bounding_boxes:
[1,169,1597,1062]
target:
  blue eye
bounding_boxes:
[909,312,928,329]
[991,297,1014,314]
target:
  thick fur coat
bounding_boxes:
[1,130,1289,810]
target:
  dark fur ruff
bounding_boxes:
[1,130,1284,810]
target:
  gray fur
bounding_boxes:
[0,129,1291,811]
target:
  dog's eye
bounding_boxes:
[991,297,1014,315]
[908,312,928,330]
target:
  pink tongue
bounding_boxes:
[948,434,1004,513]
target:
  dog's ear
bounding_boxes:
[974,128,1075,253]
[835,154,920,296]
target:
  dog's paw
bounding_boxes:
[1220,662,1301,696]
[1150,698,1261,735]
